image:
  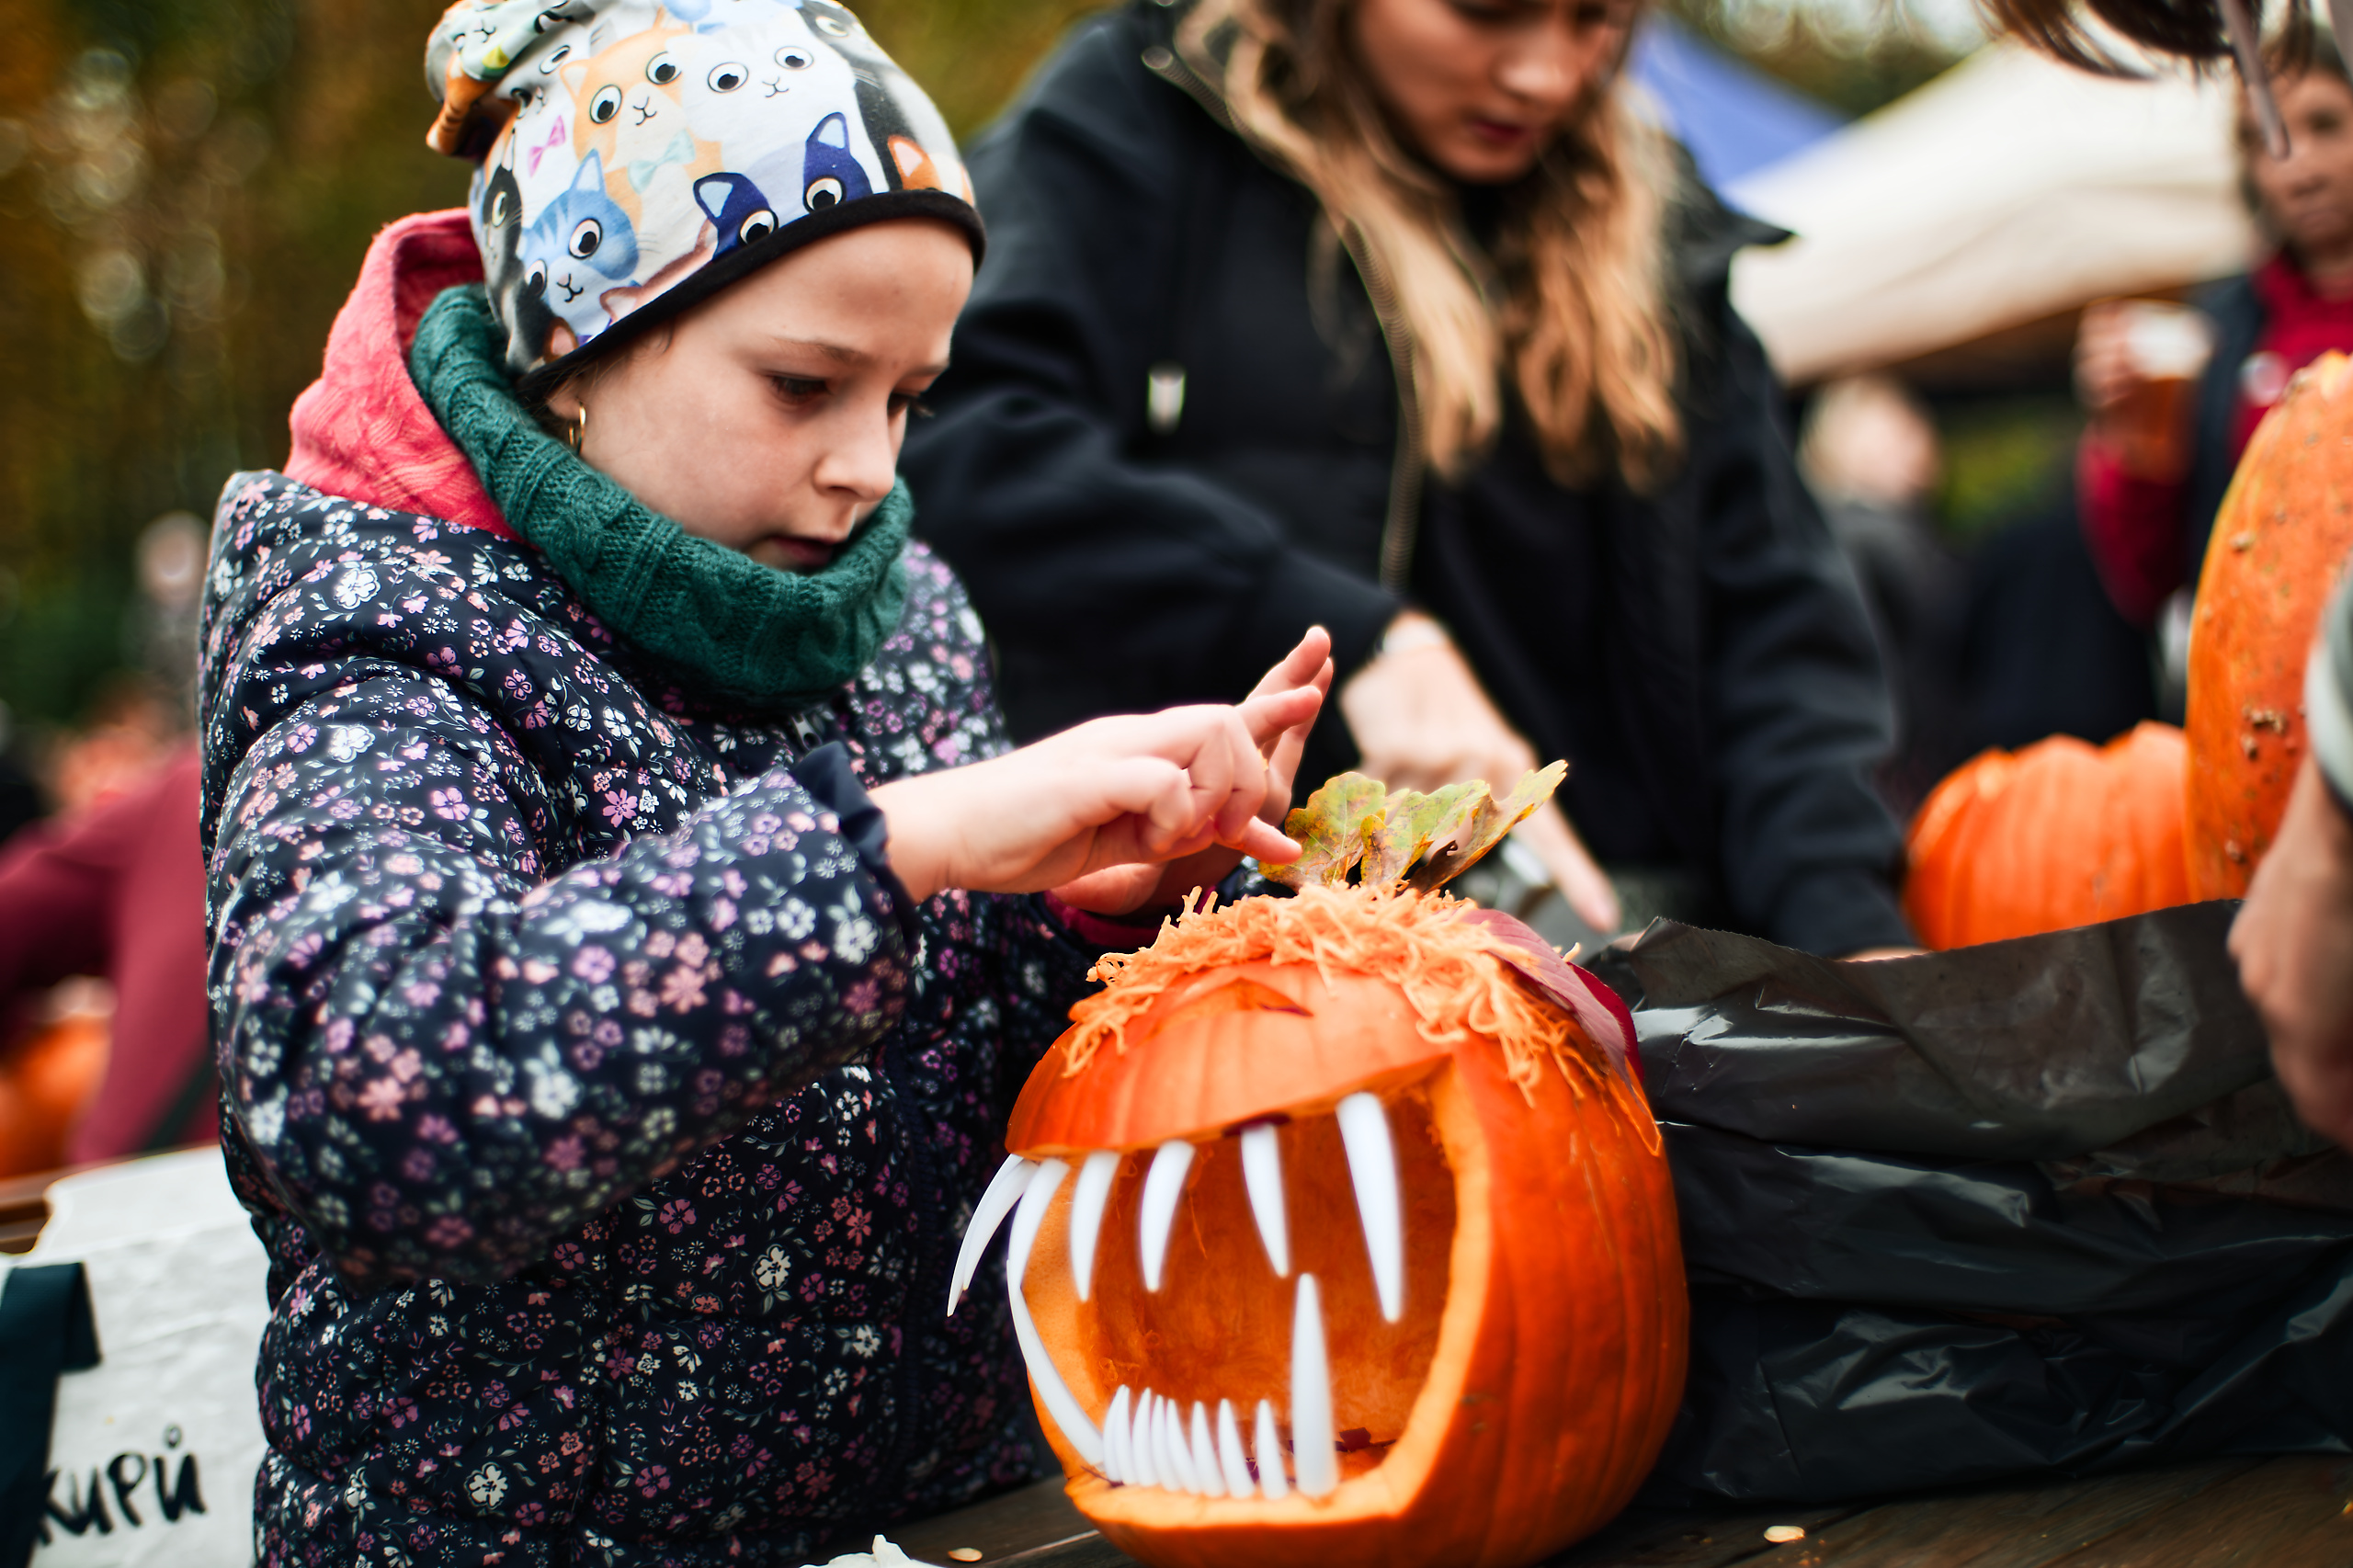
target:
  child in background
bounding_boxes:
[202,2,1329,1559]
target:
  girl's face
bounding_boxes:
[2245,72,2353,278]
[545,219,972,572]
[1348,0,1634,186]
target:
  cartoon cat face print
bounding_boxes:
[689,108,870,256]
[518,149,640,338]
[799,111,872,211]
[560,20,722,236]
[796,0,970,200]
[502,47,583,215]
[472,132,525,284]
[475,132,563,369]
[667,8,872,170]
[664,12,885,246]
[693,171,777,255]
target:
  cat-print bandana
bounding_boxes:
[426,0,980,377]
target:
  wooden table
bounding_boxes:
[0,1163,68,1253]
[11,1159,2347,1565]
[886,1456,2353,1568]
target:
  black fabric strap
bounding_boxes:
[791,741,922,949]
[0,1262,100,1568]
[139,1055,222,1156]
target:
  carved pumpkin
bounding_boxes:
[2188,350,2353,897]
[951,771,1686,1568]
[1904,722,2188,949]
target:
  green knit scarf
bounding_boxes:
[406,284,908,711]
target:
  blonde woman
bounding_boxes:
[905,0,1915,957]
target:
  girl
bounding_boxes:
[901,0,1918,959]
[202,1,1328,1559]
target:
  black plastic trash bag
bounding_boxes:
[1588,903,2353,1505]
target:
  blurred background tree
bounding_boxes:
[0,0,1981,792]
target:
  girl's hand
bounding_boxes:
[1339,612,1621,932]
[1052,629,1336,916]
[872,629,1333,904]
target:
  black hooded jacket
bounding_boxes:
[902,1,1912,956]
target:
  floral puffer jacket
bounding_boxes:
[202,215,1106,1566]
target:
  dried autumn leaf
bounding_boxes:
[1405,761,1568,892]
[1261,772,1388,889]
[1360,781,1483,887]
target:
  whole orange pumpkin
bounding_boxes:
[2187,350,2353,897]
[0,1007,109,1177]
[1904,722,2188,949]
[951,773,1685,1568]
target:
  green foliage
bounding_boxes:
[0,0,470,726]
[1934,393,2084,546]
[855,0,1106,138]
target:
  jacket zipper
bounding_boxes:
[1143,36,1426,594]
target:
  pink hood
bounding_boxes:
[285,210,514,539]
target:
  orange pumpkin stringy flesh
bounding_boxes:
[1903,722,2188,949]
[2188,350,2353,897]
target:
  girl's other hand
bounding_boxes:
[2232,756,2353,1147]
[1340,611,1621,932]
[873,629,1334,905]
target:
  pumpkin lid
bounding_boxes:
[1007,883,1637,1156]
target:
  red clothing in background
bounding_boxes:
[2078,254,2353,626]
[0,744,211,1160]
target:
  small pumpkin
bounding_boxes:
[0,1006,109,1177]
[952,768,1685,1568]
[2187,350,2353,897]
[1904,722,2188,949]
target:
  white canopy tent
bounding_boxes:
[1724,41,2260,385]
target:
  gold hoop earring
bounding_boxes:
[566,403,588,454]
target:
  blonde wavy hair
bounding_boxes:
[1181,0,1684,489]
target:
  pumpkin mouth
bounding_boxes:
[951,1072,1459,1504]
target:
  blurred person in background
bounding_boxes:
[905,0,1917,958]
[1798,374,1967,815]
[2074,34,2353,637]
[0,744,209,1169]
[1984,0,2353,1146]
[0,506,215,1171]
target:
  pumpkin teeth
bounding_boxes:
[1255,1399,1290,1500]
[1159,1392,1202,1493]
[1190,1403,1226,1497]
[1290,1272,1339,1497]
[1130,1389,1161,1488]
[1139,1139,1197,1292]
[1068,1150,1121,1303]
[1104,1385,1136,1483]
[946,1153,1035,1318]
[985,1096,1431,1504]
[1336,1092,1405,1323]
[1004,1157,1105,1469]
[1215,1399,1255,1496]
[1239,1122,1291,1277]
